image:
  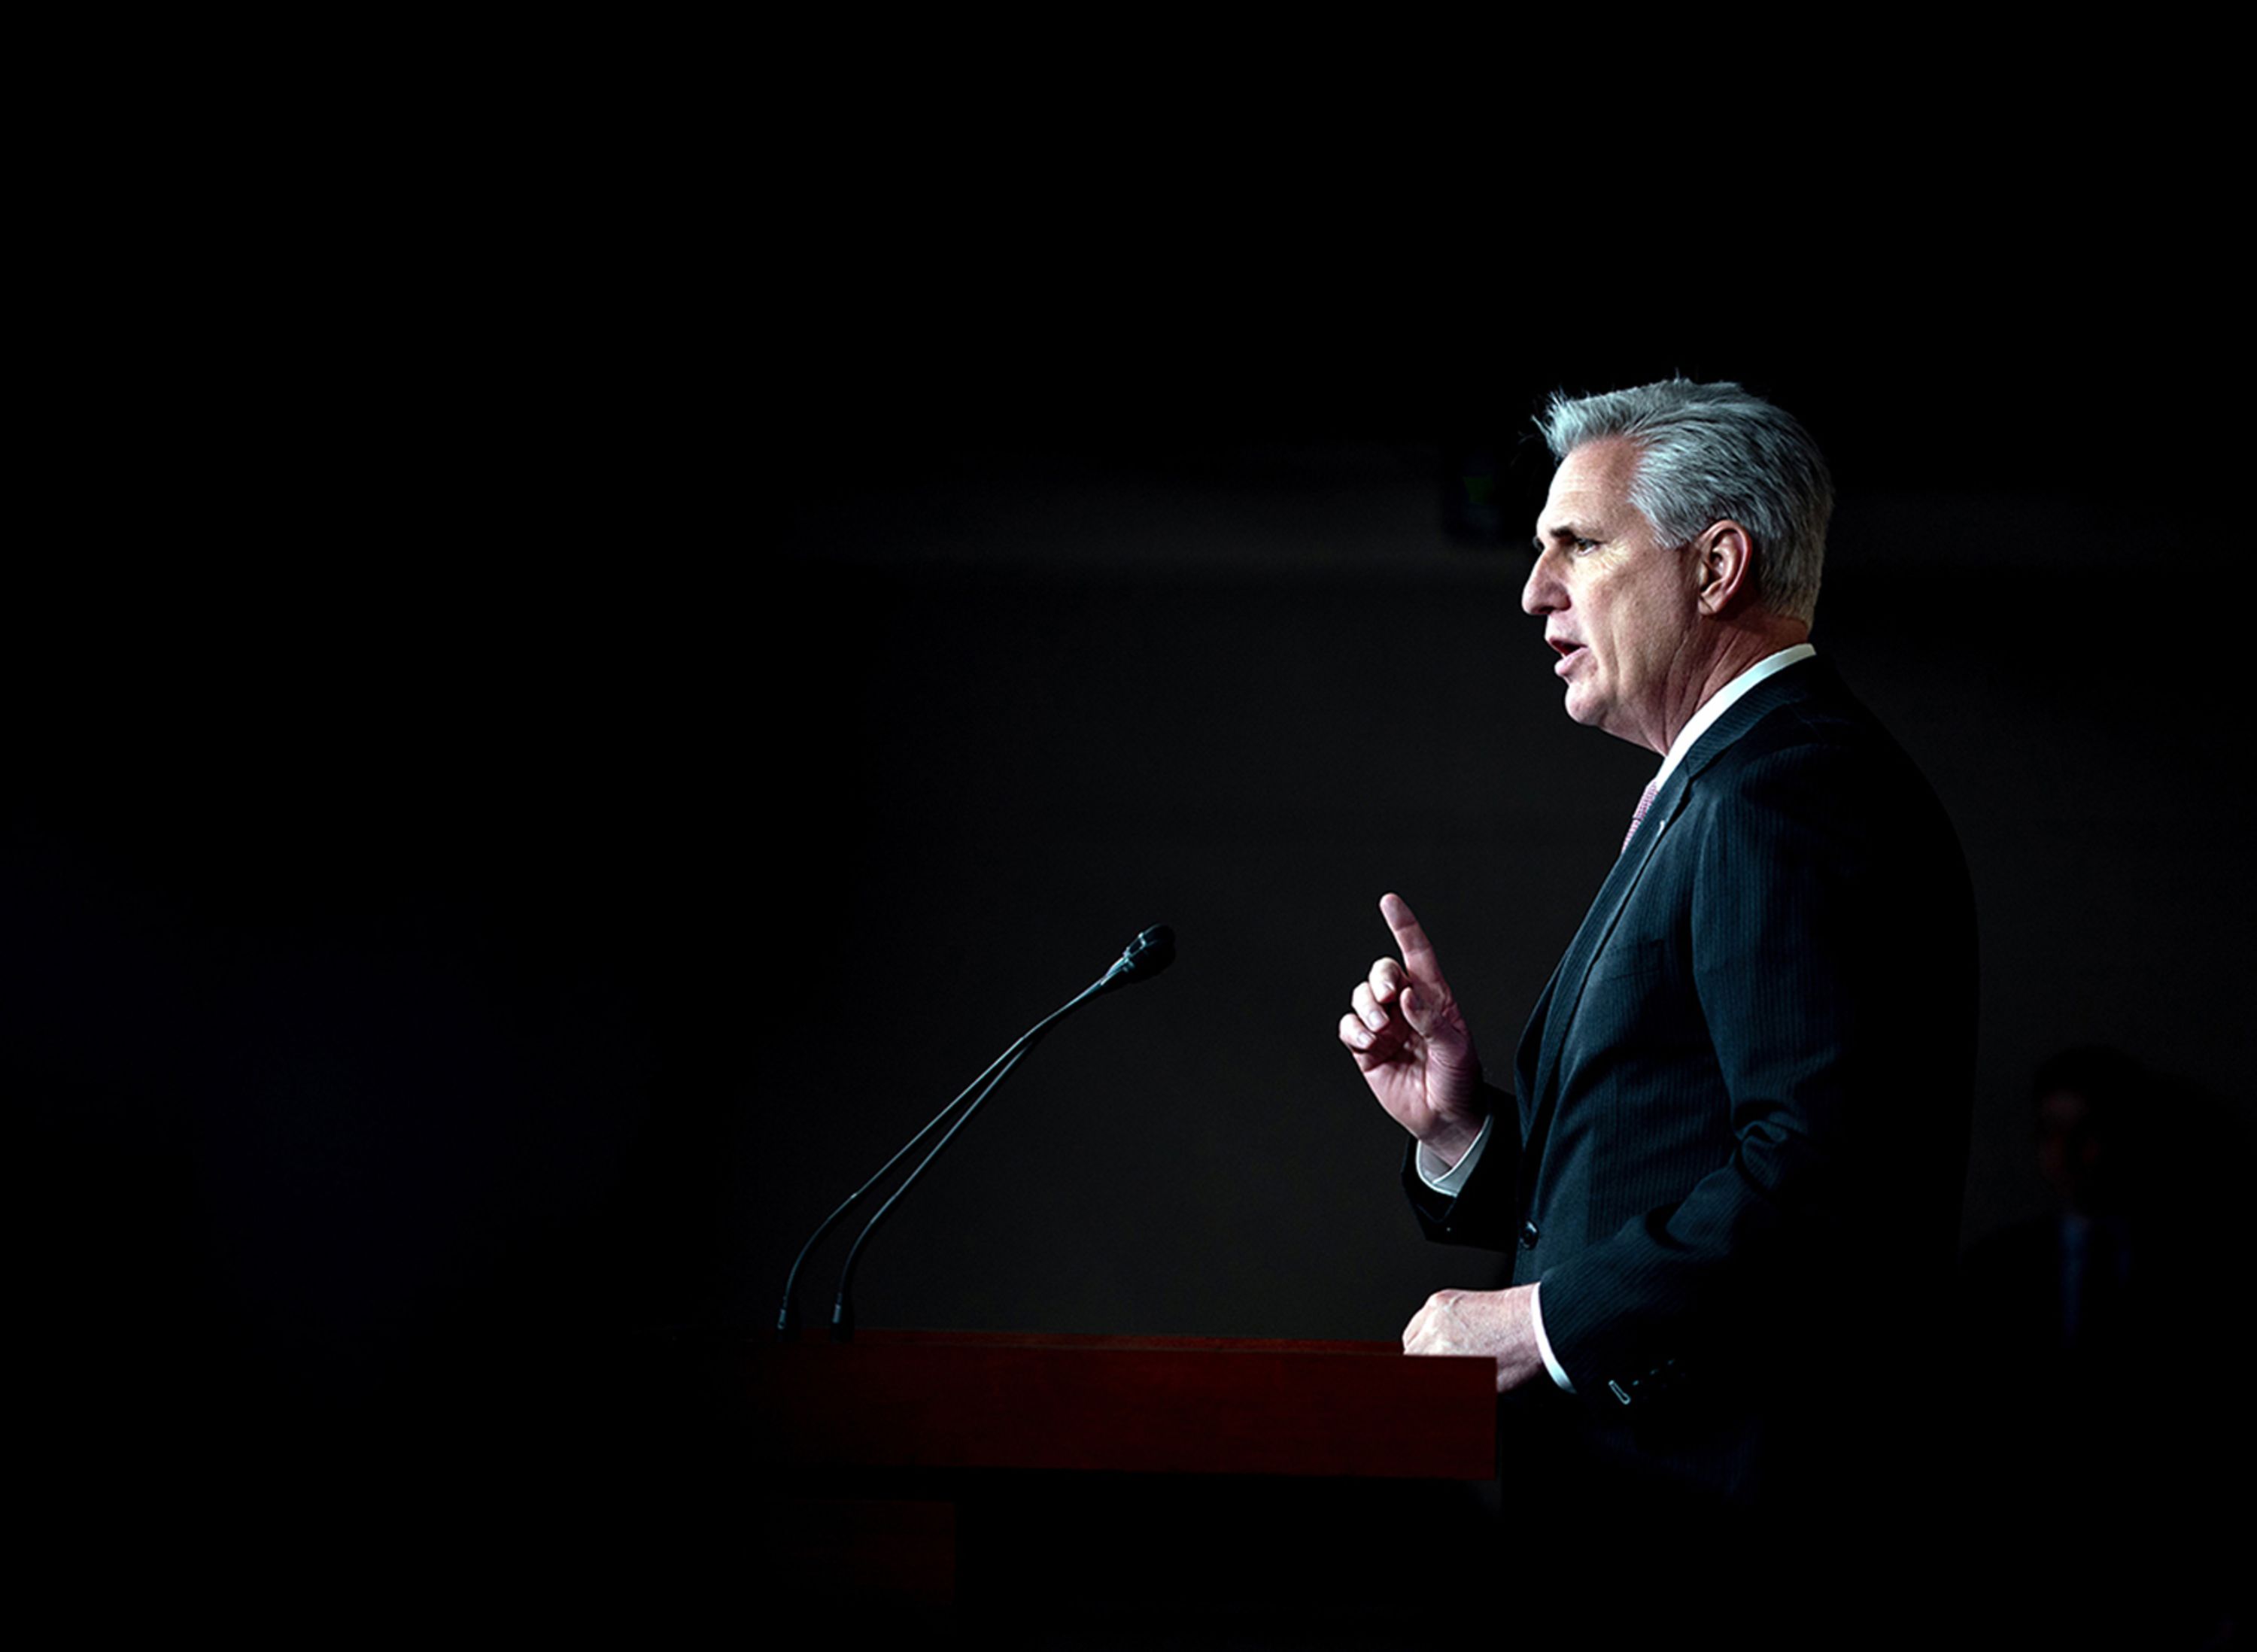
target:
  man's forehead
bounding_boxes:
[1536,436,1642,537]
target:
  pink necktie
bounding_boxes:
[1621,781,1660,854]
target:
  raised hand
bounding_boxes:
[1338,892,1487,1165]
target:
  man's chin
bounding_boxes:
[1564,691,1648,749]
[1561,688,1607,729]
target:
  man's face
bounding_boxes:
[1523,436,1704,753]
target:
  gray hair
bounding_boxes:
[1539,379,1833,623]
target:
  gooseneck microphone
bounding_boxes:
[776,925,1175,1342]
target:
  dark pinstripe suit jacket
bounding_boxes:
[1406,657,1976,1505]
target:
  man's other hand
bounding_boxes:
[1402,1285,1545,1395]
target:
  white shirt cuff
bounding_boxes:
[1529,1282,1575,1394]
[1412,1114,1493,1194]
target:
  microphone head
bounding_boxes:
[1097,924,1176,992]
[1124,924,1175,978]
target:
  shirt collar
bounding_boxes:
[1651,643,1817,791]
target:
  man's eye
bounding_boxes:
[1572,538,1599,556]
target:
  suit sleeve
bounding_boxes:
[1402,1080,1521,1250]
[1530,736,1972,1400]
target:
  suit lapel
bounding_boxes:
[1519,659,1833,1128]
[1526,764,1687,1116]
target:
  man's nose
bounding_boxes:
[1522,548,1563,616]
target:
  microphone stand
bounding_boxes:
[776,927,1173,1342]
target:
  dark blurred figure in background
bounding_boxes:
[1958,1046,2249,1649]
[1966,1047,2147,1381]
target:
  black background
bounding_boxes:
[14,88,2248,1638]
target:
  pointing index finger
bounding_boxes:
[1379,892,1444,980]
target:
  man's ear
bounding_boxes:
[1694,520,1756,616]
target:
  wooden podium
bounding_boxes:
[752,1328,1496,1478]
[747,1329,1497,1621]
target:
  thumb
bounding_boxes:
[1399,983,1433,1035]
[1401,984,1464,1051]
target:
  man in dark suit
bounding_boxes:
[1339,383,1976,1572]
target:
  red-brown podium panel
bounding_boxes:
[750,1329,1496,1480]
[749,1331,1496,1623]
